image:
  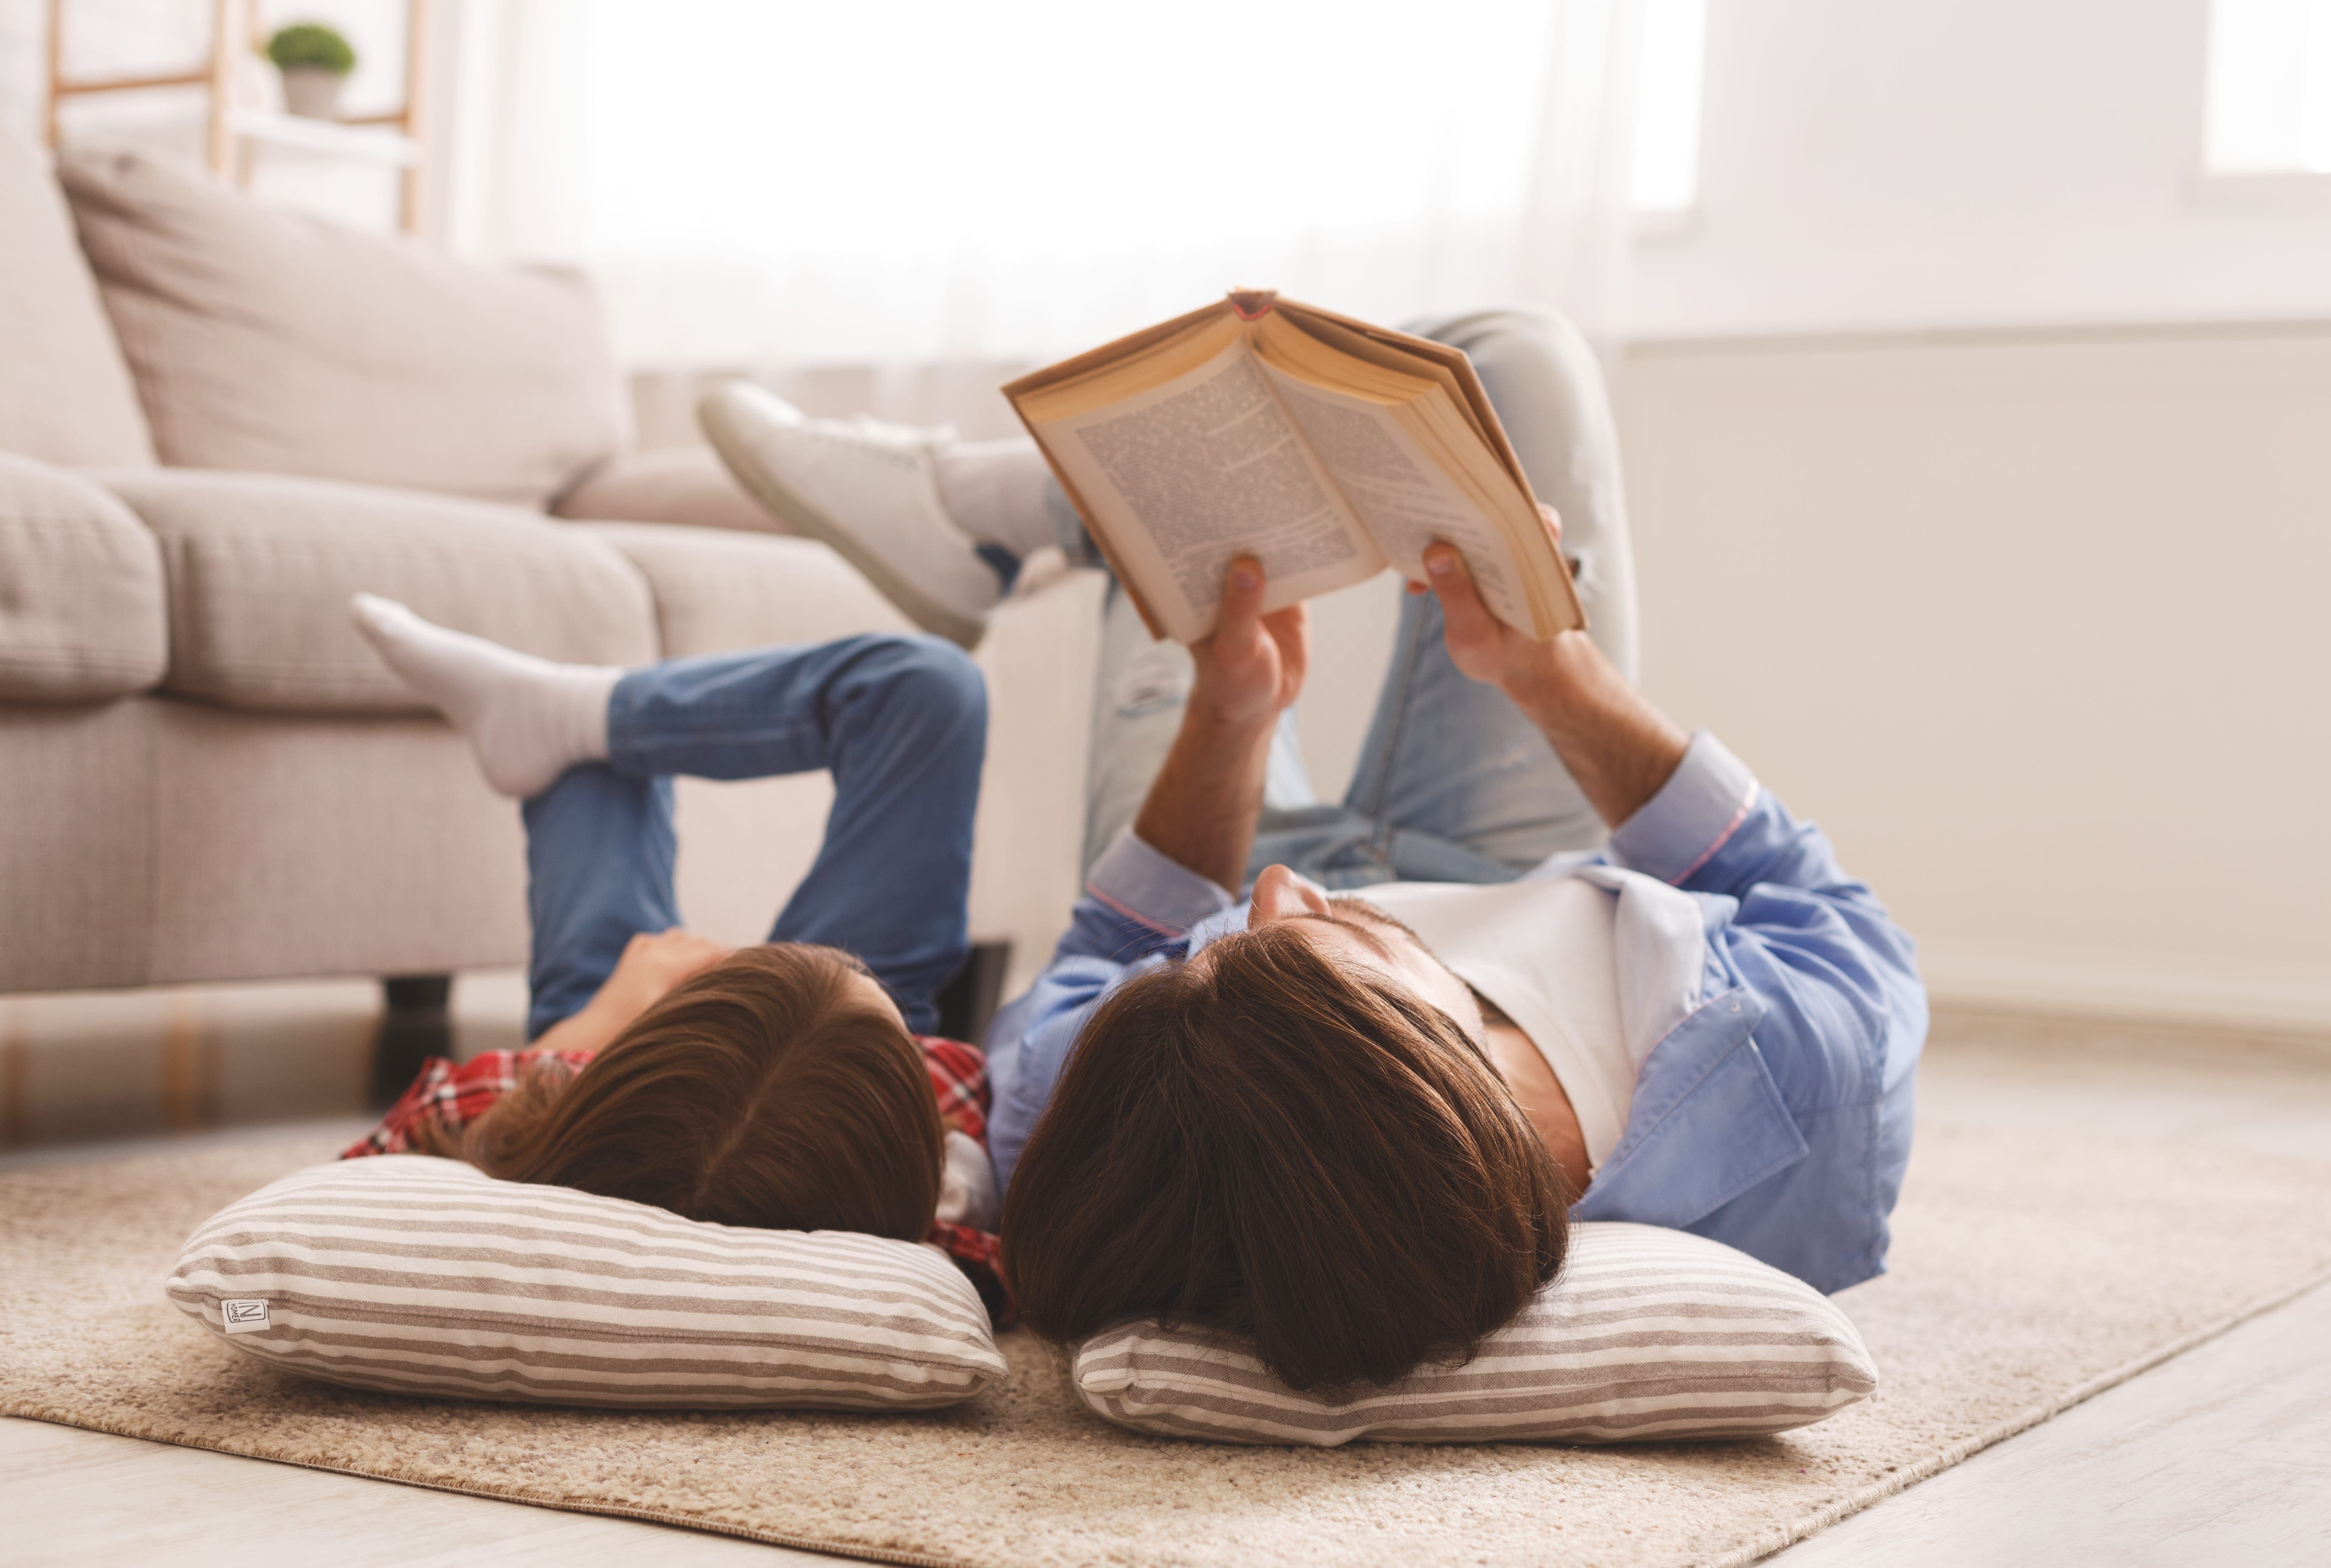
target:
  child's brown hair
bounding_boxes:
[418,943,942,1239]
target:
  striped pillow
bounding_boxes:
[1073,1222,1876,1445]
[167,1156,1005,1410]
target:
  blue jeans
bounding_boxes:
[521,633,986,1039]
[1076,306,1631,886]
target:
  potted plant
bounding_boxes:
[266,23,358,120]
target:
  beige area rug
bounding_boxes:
[6,1127,2331,1568]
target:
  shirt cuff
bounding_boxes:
[1083,827,1239,938]
[1606,731,1760,886]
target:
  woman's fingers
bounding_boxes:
[1538,502,1564,548]
[1261,601,1310,702]
[1425,543,1493,635]
[1424,543,1505,681]
[1215,555,1265,646]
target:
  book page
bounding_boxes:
[1257,364,1538,635]
[1028,343,1386,642]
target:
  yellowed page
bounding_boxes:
[1273,300,1541,502]
[1255,361,1539,636]
[1024,341,1385,643]
[1014,310,1248,424]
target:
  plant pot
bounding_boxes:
[279,66,347,120]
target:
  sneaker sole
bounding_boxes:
[700,392,989,650]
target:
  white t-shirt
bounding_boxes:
[1357,877,1652,1172]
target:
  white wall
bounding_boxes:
[1614,3,2331,1030]
[1622,324,2331,1029]
[1633,0,2331,338]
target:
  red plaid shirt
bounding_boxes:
[347,1036,1011,1323]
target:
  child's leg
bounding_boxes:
[357,595,987,1036]
[607,634,986,1033]
[522,766,679,1039]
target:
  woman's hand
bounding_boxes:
[1415,504,1566,710]
[1416,506,1690,828]
[1130,558,1308,891]
[1189,556,1308,733]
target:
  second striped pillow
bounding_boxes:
[1072,1222,1876,1445]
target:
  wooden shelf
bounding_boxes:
[44,0,434,233]
[224,109,420,167]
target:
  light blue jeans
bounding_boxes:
[520,633,986,1039]
[1070,306,1640,888]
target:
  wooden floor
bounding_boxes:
[5,1005,2329,1565]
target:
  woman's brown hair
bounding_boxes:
[418,943,942,1240]
[1001,924,1569,1393]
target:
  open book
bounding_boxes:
[1002,291,1585,645]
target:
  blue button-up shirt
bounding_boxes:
[985,733,1926,1296]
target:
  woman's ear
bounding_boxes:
[1248,864,1332,926]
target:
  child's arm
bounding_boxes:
[530,928,732,1055]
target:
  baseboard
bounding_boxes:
[1918,943,2331,1036]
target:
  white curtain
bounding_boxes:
[446,0,1642,373]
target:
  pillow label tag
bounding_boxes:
[221,1299,272,1334]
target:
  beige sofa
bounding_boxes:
[0,128,1098,1061]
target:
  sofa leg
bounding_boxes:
[934,941,1011,1046]
[371,974,454,1110]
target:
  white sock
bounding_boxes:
[350,594,621,799]
[931,437,1057,559]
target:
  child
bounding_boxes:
[339,597,1007,1317]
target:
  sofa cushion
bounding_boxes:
[576,523,912,657]
[0,453,166,700]
[554,445,779,535]
[94,469,657,713]
[0,128,154,466]
[59,145,622,509]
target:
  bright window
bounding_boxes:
[1632,0,1708,210]
[2207,0,2331,172]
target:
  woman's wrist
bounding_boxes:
[1505,633,1689,827]
[1188,669,1291,738]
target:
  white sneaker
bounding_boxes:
[699,383,1001,648]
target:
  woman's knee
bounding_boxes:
[1437,308,1604,406]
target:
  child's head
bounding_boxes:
[1001,921,1568,1392]
[431,943,942,1239]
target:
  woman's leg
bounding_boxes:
[605,634,987,1033]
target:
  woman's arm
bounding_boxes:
[1131,556,1310,888]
